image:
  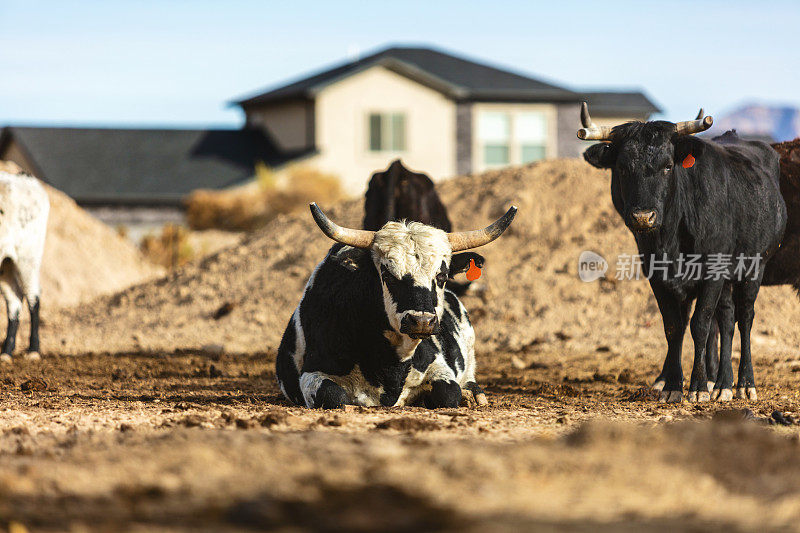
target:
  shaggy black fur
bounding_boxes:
[363,159,453,232]
[584,124,786,399]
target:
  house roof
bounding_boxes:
[0,126,307,205]
[234,46,582,106]
[582,91,661,116]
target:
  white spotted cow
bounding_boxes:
[276,203,516,409]
[0,171,49,364]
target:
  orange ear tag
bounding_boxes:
[466,259,482,281]
[682,154,695,169]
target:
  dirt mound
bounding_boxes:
[0,162,161,310]
[46,159,800,357]
[41,184,162,309]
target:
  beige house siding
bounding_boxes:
[245,99,313,152]
[470,102,558,173]
[311,65,456,194]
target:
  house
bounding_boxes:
[233,46,659,192]
[1,44,659,220]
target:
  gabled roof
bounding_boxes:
[234,46,582,106]
[582,91,661,116]
[0,126,308,205]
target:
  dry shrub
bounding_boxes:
[184,188,270,231]
[185,164,342,231]
[140,224,194,269]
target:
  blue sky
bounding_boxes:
[1,0,798,127]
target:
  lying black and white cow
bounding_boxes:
[276,203,516,408]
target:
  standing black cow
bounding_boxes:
[363,159,480,295]
[580,102,787,402]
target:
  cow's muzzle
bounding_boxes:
[629,210,658,231]
[400,312,440,339]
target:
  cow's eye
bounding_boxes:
[662,165,672,175]
[381,265,397,282]
[435,272,447,287]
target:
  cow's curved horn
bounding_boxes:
[577,102,614,141]
[675,111,713,135]
[448,206,517,252]
[310,203,375,248]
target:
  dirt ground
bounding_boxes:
[3,160,800,531]
[3,349,800,532]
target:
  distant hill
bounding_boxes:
[710,104,800,143]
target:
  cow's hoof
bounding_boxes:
[313,380,348,409]
[735,387,758,401]
[460,389,476,408]
[474,392,489,406]
[713,388,734,401]
[707,381,715,393]
[659,390,683,403]
[652,380,666,391]
[0,354,11,364]
[24,351,41,362]
[688,390,710,402]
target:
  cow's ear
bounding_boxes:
[450,252,484,275]
[672,134,705,166]
[583,143,614,169]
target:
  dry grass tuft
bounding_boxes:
[140,224,194,269]
[185,164,342,231]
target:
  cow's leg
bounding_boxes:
[299,371,349,409]
[712,285,736,401]
[687,281,724,402]
[425,380,462,409]
[16,265,42,361]
[733,280,761,401]
[651,284,690,402]
[0,268,23,363]
[704,320,719,392]
[423,361,461,409]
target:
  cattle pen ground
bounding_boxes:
[3,160,800,531]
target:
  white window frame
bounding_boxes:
[367,112,406,152]
[473,104,556,171]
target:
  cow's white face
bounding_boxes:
[371,221,451,339]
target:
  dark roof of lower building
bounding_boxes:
[234,46,581,106]
[0,126,308,205]
[582,91,661,116]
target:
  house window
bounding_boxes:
[517,112,547,163]
[368,113,405,151]
[478,112,510,166]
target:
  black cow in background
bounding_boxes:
[363,159,480,295]
[763,138,800,292]
[580,103,787,403]
[363,159,453,232]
